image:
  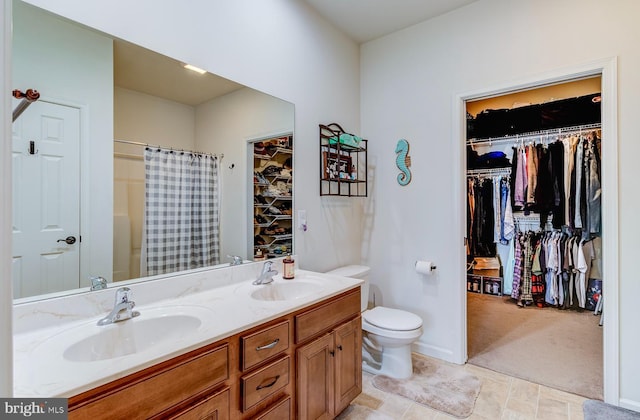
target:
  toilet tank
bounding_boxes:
[326,265,370,312]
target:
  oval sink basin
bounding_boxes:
[251,281,322,301]
[36,306,211,363]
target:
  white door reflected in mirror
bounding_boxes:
[12,100,81,298]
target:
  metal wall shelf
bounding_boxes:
[319,123,368,197]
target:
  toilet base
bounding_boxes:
[362,340,414,379]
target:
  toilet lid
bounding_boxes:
[363,307,423,331]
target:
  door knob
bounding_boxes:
[57,236,77,245]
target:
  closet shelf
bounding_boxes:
[467,122,601,146]
[467,167,512,177]
[264,175,292,182]
[254,215,292,228]
[254,234,294,248]
[261,194,292,200]
[254,148,293,160]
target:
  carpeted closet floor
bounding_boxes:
[467,292,603,400]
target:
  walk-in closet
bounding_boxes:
[465,77,604,399]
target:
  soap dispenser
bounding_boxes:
[283,254,295,279]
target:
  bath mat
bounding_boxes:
[583,400,640,420]
[371,355,481,418]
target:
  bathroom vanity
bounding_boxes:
[13,264,363,419]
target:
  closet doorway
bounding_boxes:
[456,59,619,404]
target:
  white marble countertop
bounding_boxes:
[13,267,362,398]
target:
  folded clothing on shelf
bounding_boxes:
[329,133,362,148]
[468,150,511,169]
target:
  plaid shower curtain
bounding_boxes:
[141,148,220,276]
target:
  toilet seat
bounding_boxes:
[361,307,423,340]
[363,306,423,331]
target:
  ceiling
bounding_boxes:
[114,1,480,105]
[302,0,480,43]
[114,39,244,106]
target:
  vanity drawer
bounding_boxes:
[254,396,291,420]
[241,356,290,412]
[241,320,290,371]
[162,387,230,420]
[69,344,229,420]
[295,288,360,343]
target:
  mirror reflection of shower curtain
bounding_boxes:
[141,148,220,276]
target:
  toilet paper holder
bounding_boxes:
[415,260,437,273]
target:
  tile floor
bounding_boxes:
[337,356,586,420]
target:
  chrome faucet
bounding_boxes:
[89,276,109,291]
[253,261,278,285]
[227,255,243,266]
[97,287,140,326]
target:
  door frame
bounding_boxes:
[452,57,619,404]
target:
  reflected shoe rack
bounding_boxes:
[252,134,293,260]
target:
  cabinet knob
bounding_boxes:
[337,345,343,351]
[329,350,335,357]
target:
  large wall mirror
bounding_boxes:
[11,0,295,301]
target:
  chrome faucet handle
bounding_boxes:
[89,276,109,291]
[262,261,274,272]
[253,261,278,285]
[227,255,243,266]
[114,287,131,304]
[97,287,140,326]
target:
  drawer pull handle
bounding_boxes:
[256,338,279,351]
[256,375,280,390]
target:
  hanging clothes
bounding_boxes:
[501,178,515,244]
[549,141,566,229]
[472,178,495,256]
[467,124,602,312]
[503,237,515,296]
[583,133,602,238]
[511,234,524,301]
[513,146,528,210]
[467,178,475,256]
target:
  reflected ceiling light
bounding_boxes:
[183,64,207,74]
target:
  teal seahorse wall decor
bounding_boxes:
[395,139,412,186]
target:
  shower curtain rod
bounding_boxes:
[114,139,223,159]
[12,89,40,122]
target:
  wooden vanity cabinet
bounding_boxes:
[68,343,230,420]
[67,287,361,420]
[295,292,362,419]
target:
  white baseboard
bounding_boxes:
[412,340,457,364]
[619,398,640,413]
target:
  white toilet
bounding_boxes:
[327,265,423,379]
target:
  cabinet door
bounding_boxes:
[334,316,362,415]
[296,333,335,420]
